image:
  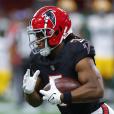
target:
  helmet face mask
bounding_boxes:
[27,26,54,56]
[28,6,71,56]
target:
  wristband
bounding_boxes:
[63,92,72,104]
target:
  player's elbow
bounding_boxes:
[96,81,104,98]
[96,86,104,98]
[26,99,42,107]
[28,102,40,107]
[89,82,104,98]
[25,95,42,107]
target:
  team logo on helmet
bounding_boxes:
[43,9,56,28]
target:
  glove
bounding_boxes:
[40,77,61,105]
[23,69,40,94]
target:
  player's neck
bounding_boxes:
[48,43,64,60]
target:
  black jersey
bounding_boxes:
[29,34,102,114]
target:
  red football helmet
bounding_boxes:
[27,6,72,56]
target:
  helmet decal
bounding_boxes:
[42,9,56,28]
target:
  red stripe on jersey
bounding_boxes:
[101,104,109,114]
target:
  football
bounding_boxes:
[43,77,81,93]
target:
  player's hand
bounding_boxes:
[23,69,40,94]
[40,77,61,105]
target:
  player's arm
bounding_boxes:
[71,57,104,103]
[23,69,43,107]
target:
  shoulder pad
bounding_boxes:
[68,38,95,64]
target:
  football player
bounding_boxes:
[22,6,114,114]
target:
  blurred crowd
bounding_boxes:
[0,0,114,109]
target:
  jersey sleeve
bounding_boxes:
[69,39,95,64]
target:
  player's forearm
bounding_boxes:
[71,82,104,103]
[25,91,42,107]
